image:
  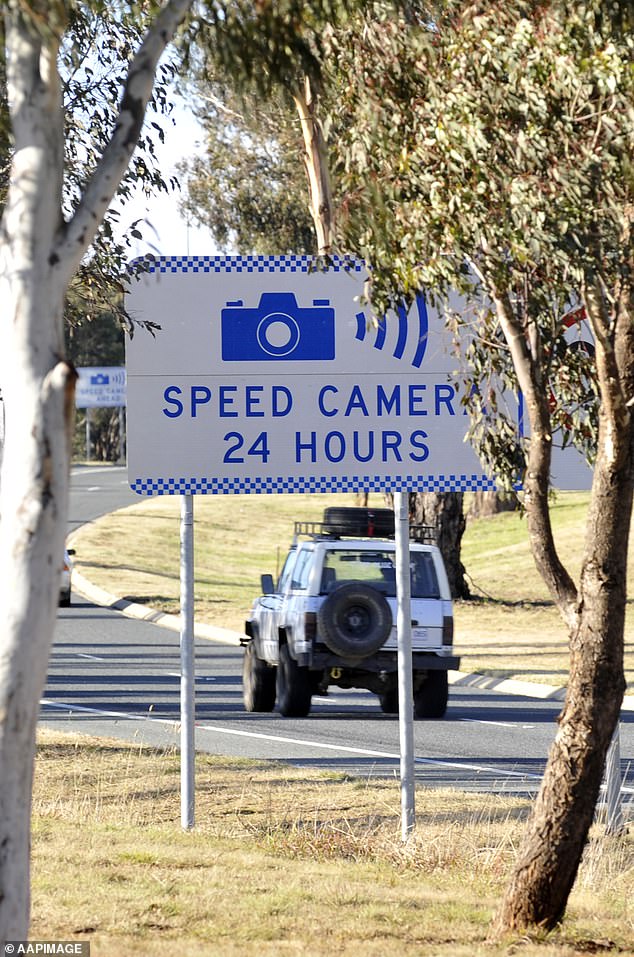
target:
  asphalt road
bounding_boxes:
[41,465,634,802]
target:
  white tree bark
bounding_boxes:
[0,0,192,938]
[293,76,334,256]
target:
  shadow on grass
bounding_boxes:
[459,595,634,608]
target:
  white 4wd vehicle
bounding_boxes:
[241,507,459,718]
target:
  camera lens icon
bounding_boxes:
[256,311,301,357]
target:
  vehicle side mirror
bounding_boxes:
[67,548,76,556]
[260,573,275,595]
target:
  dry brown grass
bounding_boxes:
[31,730,634,957]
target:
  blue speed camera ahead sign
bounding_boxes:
[76,367,126,408]
[124,254,592,494]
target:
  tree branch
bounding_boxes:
[491,285,579,627]
[293,75,333,256]
[583,276,630,449]
[55,0,193,279]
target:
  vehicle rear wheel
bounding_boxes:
[378,687,399,714]
[243,641,276,712]
[318,583,391,658]
[277,643,312,717]
[414,670,448,719]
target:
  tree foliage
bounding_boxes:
[177,85,316,254]
[0,3,184,327]
[178,8,473,595]
[324,0,634,934]
[176,0,363,257]
[188,0,353,96]
[330,0,632,481]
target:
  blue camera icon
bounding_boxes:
[221,292,335,362]
[90,373,110,385]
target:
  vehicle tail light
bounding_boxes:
[442,616,453,646]
[304,612,317,643]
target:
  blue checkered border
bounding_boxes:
[129,254,365,275]
[130,474,498,495]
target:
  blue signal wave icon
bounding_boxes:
[354,293,429,368]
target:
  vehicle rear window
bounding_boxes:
[320,550,439,598]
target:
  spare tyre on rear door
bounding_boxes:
[317,582,391,658]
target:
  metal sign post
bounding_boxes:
[85,407,92,462]
[118,407,126,463]
[394,492,415,839]
[605,723,624,836]
[180,494,195,829]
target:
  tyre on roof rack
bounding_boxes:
[322,506,395,538]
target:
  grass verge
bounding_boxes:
[32,729,634,956]
[70,490,634,691]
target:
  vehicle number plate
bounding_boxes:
[412,627,429,641]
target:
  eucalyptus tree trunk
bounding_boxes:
[492,439,631,932]
[293,75,333,256]
[409,492,469,598]
[0,9,72,936]
[0,0,191,939]
[490,263,634,933]
[383,491,468,598]
[469,490,518,518]
[292,81,472,606]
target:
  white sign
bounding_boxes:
[125,255,591,494]
[76,366,126,408]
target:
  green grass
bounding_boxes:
[462,492,591,600]
[31,729,634,956]
[70,490,634,691]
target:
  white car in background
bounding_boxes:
[242,507,459,718]
[59,548,74,607]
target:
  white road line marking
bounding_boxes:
[71,466,125,475]
[39,698,539,781]
[165,672,216,681]
[41,699,149,721]
[459,718,536,730]
[194,721,545,779]
[40,698,634,793]
[76,653,104,661]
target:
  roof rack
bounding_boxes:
[292,520,438,544]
